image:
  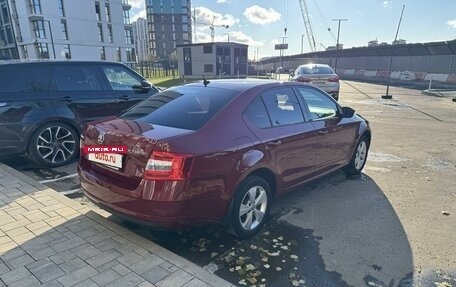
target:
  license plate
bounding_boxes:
[88,153,123,168]
[312,81,326,85]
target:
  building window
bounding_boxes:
[105,4,111,22]
[108,26,113,42]
[182,15,188,23]
[204,64,213,73]
[36,42,49,58]
[126,47,134,61]
[29,0,41,14]
[21,45,29,59]
[116,47,121,61]
[58,0,65,17]
[203,45,212,54]
[100,46,106,60]
[1,3,9,24]
[5,26,13,44]
[61,20,68,40]
[125,28,133,44]
[182,24,188,32]
[95,2,101,21]
[123,9,130,24]
[33,20,46,39]
[98,24,103,42]
[63,44,71,59]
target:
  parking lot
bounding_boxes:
[2,80,456,287]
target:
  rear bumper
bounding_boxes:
[78,165,225,230]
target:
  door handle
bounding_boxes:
[120,95,129,101]
[318,130,329,135]
[265,140,282,149]
[59,96,72,103]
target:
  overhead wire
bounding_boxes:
[311,0,337,43]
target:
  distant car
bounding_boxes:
[0,61,159,167]
[291,64,340,100]
[78,79,371,238]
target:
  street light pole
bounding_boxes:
[44,20,56,59]
[332,18,347,73]
[301,34,305,54]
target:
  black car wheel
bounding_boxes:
[231,176,271,239]
[343,135,369,175]
[28,122,79,167]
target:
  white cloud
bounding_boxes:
[447,19,456,29]
[270,39,281,45]
[243,5,281,25]
[129,0,146,22]
[194,7,239,27]
[217,0,229,3]
[194,27,263,47]
[383,1,392,8]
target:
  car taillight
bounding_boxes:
[296,76,312,82]
[328,75,339,82]
[144,151,193,181]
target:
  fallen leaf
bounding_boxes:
[264,264,270,269]
[276,267,282,271]
[290,254,298,259]
[268,251,280,256]
[434,282,453,287]
[238,279,247,285]
[441,211,450,216]
[235,266,242,271]
[247,277,257,284]
[291,280,300,286]
[246,264,256,271]
[250,244,258,250]
[281,246,289,250]
[278,236,284,241]
[210,252,218,258]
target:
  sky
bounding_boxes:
[129,0,456,60]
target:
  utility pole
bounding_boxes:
[332,18,347,73]
[383,4,405,99]
[301,34,305,54]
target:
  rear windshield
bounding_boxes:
[121,86,238,130]
[298,66,334,75]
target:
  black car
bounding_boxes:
[0,61,159,167]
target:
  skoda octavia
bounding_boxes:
[78,79,371,238]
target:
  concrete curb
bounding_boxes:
[0,163,234,287]
[421,89,456,100]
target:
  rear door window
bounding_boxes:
[121,86,237,130]
[52,66,104,91]
[260,87,305,127]
[0,65,51,94]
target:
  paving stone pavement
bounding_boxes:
[0,163,234,287]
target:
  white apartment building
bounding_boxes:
[0,0,135,63]
[132,17,149,62]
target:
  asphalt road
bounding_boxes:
[2,80,456,287]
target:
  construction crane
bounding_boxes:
[192,10,229,42]
[209,18,229,42]
[298,0,317,52]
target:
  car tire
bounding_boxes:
[28,122,79,167]
[231,176,271,239]
[343,135,369,175]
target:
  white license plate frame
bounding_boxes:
[88,153,123,169]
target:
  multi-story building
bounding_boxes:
[146,0,191,60]
[0,0,135,63]
[132,17,149,62]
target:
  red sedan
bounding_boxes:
[78,79,371,238]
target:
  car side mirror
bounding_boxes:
[340,107,355,118]
[290,71,295,77]
[133,80,152,92]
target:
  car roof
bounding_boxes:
[0,60,123,67]
[297,63,332,68]
[182,79,282,92]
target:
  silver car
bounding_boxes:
[291,64,340,100]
